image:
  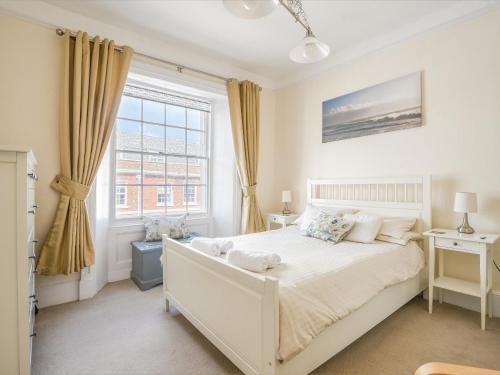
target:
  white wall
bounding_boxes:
[273,9,500,290]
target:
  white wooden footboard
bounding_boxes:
[162,236,279,375]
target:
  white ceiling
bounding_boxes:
[43,0,496,86]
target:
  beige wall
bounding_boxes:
[0,15,78,288]
[273,10,500,289]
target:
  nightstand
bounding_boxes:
[265,213,299,231]
[423,229,499,330]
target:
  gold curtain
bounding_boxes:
[226,80,265,234]
[36,32,133,275]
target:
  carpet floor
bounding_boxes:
[32,280,500,375]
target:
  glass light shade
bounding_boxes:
[454,192,477,213]
[222,0,279,19]
[289,35,330,64]
[282,190,292,203]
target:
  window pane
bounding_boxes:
[143,123,164,153]
[187,130,205,156]
[166,104,186,127]
[143,155,165,185]
[143,186,166,216]
[187,109,202,130]
[167,156,186,185]
[166,127,186,154]
[116,119,141,151]
[188,158,207,185]
[115,185,141,218]
[115,152,142,184]
[167,185,187,215]
[143,100,164,124]
[118,96,141,120]
[187,185,207,214]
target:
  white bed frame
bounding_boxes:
[162,176,431,375]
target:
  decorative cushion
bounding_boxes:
[306,213,354,243]
[144,214,189,242]
[343,214,383,243]
[294,204,359,232]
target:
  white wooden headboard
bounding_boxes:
[307,176,432,234]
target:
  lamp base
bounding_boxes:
[282,202,291,216]
[457,213,474,234]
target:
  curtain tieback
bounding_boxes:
[50,174,90,200]
[242,184,257,197]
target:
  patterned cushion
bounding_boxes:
[144,214,189,241]
[306,213,354,243]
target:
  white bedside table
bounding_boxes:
[265,213,299,231]
[423,229,499,330]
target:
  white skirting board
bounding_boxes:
[423,288,500,318]
[36,280,80,308]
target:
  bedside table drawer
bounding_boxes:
[435,237,480,253]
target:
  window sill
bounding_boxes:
[110,214,212,229]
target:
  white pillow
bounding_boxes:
[379,217,417,239]
[376,231,422,245]
[294,204,359,232]
[343,214,383,243]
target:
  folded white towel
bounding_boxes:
[226,249,281,273]
[190,237,234,256]
[190,238,221,256]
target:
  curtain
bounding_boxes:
[36,31,133,275]
[226,79,265,234]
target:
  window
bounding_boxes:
[115,186,128,208]
[157,186,173,207]
[114,84,210,218]
[184,185,197,204]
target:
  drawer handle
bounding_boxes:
[29,294,36,299]
[453,242,458,246]
[28,255,36,260]
[30,332,36,337]
[28,210,36,214]
[33,204,38,209]
[28,173,38,181]
[32,239,39,244]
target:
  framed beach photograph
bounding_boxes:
[322,72,422,143]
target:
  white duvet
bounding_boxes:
[225,226,425,361]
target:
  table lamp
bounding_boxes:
[454,192,477,234]
[282,190,291,215]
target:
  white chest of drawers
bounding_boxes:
[0,146,38,375]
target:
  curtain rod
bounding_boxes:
[55,28,233,84]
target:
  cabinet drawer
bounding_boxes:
[435,237,480,253]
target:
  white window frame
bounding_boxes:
[183,185,197,205]
[157,186,173,207]
[111,83,211,221]
[115,186,128,208]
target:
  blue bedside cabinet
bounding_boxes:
[130,233,198,291]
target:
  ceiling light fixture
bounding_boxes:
[223,0,279,19]
[222,0,330,64]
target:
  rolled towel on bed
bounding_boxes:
[226,249,281,273]
[190,237,234,256]
[190,238,221,256]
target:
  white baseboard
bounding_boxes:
[423,288,500,318]
[36,280,79,308]
[108,268,132,282]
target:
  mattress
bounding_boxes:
[225,225,425,361]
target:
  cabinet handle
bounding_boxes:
[28,210,35,214]
[29,294,36,299]
[28,256,36,260]
[453,242,458,246]
[28,173,38,181]
[33,204,38,208]
[32,239,38,244]
[30,332,36,337]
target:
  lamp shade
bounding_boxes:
[454,192,477,213]
[289,34,330,64]
[282,190,292,203]
[222,0,279,19]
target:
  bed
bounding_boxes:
[162,176,432,375]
